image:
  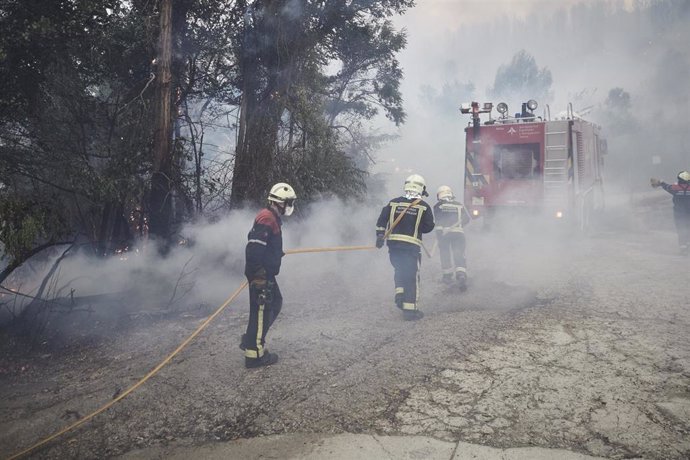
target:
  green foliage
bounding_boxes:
[274,107,367,203]
[598,87,638,138]
[0,194,67,262]
[0,0,156,255]
[489,50,553,103]
[229,0,413,206]
[605,88,631,111]
[0,0,412,265]
[420,80,476,118]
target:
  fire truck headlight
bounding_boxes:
[497,102,508,114]
[472,209,480,217]
[555,210,563,219]
[527,99,538,111]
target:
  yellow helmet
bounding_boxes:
[268,183,297,215]
[436,185,454,201]
[404,174,428,197]
[678,171,690,184]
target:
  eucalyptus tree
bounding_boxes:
[228,0,414,206]
[489,50,553,104]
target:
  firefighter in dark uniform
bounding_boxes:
[651,171,690,255]
[376,174,435,320]
[240,182,297,368]
[433,185,471,289]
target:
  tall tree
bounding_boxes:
[489,50,553,103]
[229,0,413,207]
[148,0,174,241]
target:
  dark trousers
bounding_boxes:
[244,277,283,359]
[389,248,421,311]
[438,232,466,276]
[674,211,690,246]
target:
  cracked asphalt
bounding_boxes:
[1,199,689,459]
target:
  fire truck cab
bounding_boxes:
[462,100,606,230]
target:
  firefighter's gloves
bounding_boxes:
[650,178,662,188]
[251,278,274,305]
[375,230,385,249]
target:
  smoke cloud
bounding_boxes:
[375,0,690,196]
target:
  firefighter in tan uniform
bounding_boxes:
[376,174,435,320]
[651,171,690,255]
[433,185,471,289]
[240,183,296,368]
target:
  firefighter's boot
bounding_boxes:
[403,310,424,321]
[457,272,467,291]
[394,291,404,310]
[245,351,279,369]
[239,333,247,351]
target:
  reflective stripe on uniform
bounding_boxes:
[245,300,265,359]
[386,202,427,244]
[395,287,404,294]
[247,239,267,246]
[402,302,416,311]
[413,208,423,240]
[415,256,420,303]
[388,234,421,246]
[438,203,464,231]
[455,267,467,273]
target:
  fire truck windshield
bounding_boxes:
[493,143,540,180]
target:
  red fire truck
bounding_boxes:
[462,100,607,230]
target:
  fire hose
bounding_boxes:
[8,202,432,459]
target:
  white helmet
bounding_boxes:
[268,182,297,216]
[436,185,454,201]
[404,174,428,197]
[678,171,690,184]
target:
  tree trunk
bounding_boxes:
[230,93,282,208]
[230,2,285,208]
[149,0,174,241]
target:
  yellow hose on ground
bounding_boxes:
[9,207,426,458]
[8,242,383,459]
[7,281,249,460]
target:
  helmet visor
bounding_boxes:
[283,198,295,216]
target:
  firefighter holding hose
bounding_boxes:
[240,183,297,368]
[375,174,435,320]
[651,171,690,255]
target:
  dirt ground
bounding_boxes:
[1,198,689,459]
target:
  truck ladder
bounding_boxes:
[543,120,570,207]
